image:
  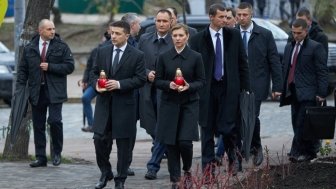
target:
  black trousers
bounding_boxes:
[290,98,318,157]
[94,131,130,184]
[201,79,237,169]
[167,140,193,182]
[128,135,136,168]
[32,85,63,162]
[286,84,320,156]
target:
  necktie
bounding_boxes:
[288,43,300,84]
[158,38,164,49]
[242,31,248,54]
[155,38,164,68]
[112,48,121,74]
[214,33,223,81]
[41,41,47,62]
[41,41,47,84]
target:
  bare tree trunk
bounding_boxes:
[3,107,31,159]
[108,0,119,23]
[52,6,62,24]
[3,0,55,160]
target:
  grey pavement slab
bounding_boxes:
[1,73,335,188]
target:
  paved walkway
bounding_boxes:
[1,11,335,187]
[0,135,294,189]
[0,73,306,188]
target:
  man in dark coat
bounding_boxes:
[236,2,283,166]
[16,19,74,168]
[189,3,250,175]
[287,6,329,156]
[138,9,174,180]
[91,21,146,189]
[280,18,328,162]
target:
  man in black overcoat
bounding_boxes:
[236,2,283,166]
[138,9,174,180]
[17,19,74,168]
[90,21,146,189]
[189,3,250,175]
[287,6,329,156]
[280,19,328,162]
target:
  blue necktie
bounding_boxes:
[214,33,223,81]
[242,31,248,55]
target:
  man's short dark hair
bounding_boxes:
[224,7,236,17]
[237,2,253,10]
[156,9,172,19]
[110,20,130,34]
[209,3,225,16]
[296,7,311,20]
[292,18,308,29]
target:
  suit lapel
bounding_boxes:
[222,28,230,73]
[249,22,261,42]
[222,28,232,58]
[202,29,216,74]
[204,29,215,56]
[45,40,51,59]
[106,46,113,77]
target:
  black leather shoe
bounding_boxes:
[115,181,124,189]
[127,168,135,176]
[215,156,223,166]
[228,159,239,176]
[144,170,157,180]
[297,154,317,162]
[52,154,61,166]
[171,182,180,189]
[81,126,93,132]
[253,147,264,166]
[29,160,47,168]
[238,159,243,172]
[95,173,114,189]
[162,152,168,159]
[288,155,298,163]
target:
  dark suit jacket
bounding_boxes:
[137,32,174,136]
[189,26,250,131]
[280,38,328,106]
[91,43,146,138]
[17,34,74,106]
[238,21,283,101]
[154,46,206,144]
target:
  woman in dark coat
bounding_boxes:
[154,23,206,188]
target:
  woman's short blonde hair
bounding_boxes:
[171,23,189,35]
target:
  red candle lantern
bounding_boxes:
[174,68,185,90]
[97,70,108,91]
